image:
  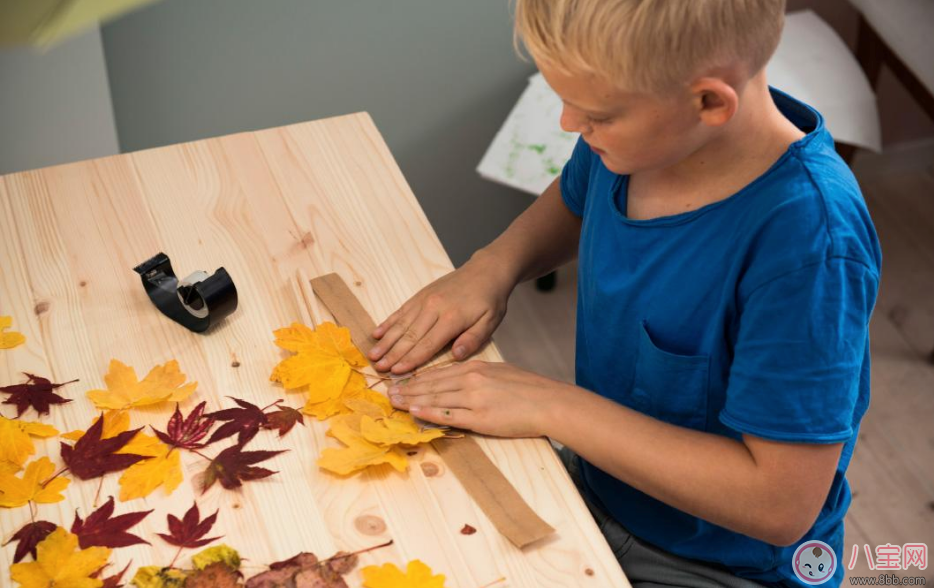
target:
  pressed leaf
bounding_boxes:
[359,414,445,447]
[60,413,146,480]
[151,402,214,450]
[71,496,152,549]
[157,502,221,549]
[9,527,111,588]
[200,442,286,493]
[317,417,407,476]
[3,520,56,563]
[361,560,448,588]
[270,322,367,400]
[86,359,196,410]
[0,456,70,508]
[206,397,270,445]
[0,416,59,469]
[263,405,304,437]
[1,373,76,417]
[117,435,182,501]
[0,315,26,349]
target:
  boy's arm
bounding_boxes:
[369,177,582,373]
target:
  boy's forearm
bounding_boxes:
[540,385,823,546]
[472,177,581,287]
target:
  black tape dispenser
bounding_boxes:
[133,252,238,333]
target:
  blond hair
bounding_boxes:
[514,0,786,93]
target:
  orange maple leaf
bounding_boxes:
[361,560,448,588]
[86,359,197,410]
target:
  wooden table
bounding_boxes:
[0,113,629,587]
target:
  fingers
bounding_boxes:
[372,309,438,372]
[392,319,467,374]
[372,307,404,341]
[451,315,496,360]
[408,405,473,428]
[390,390,465,411]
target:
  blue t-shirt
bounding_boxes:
[560,88,880,587]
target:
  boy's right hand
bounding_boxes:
[369,252,517,374]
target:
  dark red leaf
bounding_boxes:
[0,373,76,417]
[152,401,215,450]
[157,502,221,549]
[262,404,304,437]
[206,397,272,445]
[201,442,286,493]
[60,412,147,480]
[101,562,132,588]
[71,496,152,549]
[3,520,56,563]
[460,524,477,535]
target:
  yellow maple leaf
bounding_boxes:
[0,456,70,508]
[270,322,368,401]
[361,560,448,588]
[86,359,197,410]
[317,416,407,476]
[360,414,445,447]
[302,371,372,420]
[343,387,394,418]
[118,435,182,501]
[0,416,59,469]
[62,409,130,442]
[0,461,21,476]
[10,527,111,588]
[1,315,26,349]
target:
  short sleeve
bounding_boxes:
[720,257,879,443]
[559,136,593,217]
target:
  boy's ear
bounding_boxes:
[690,77,739,128]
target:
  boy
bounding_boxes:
[369,1,880,586]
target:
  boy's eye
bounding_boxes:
[589,116,612,125]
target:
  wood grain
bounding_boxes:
[0,113,629,587]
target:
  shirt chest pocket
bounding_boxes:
[632,321,710,431]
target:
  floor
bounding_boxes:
[493,139,934,584]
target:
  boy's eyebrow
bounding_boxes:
[561,99,617,117]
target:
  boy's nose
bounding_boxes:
[560,105,591,134]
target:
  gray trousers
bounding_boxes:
[559,447,769,588]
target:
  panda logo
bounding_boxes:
[793,540,836,584]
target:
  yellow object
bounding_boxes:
[9,527,111,588]
[317,415,407,476]
[0,316,26,349]
[0,416,59,469]
[361,560,448,588]
[0,457,70,508]
[360,414,445,447]
[117,434,182,502]
[0,0,160,48]
[86,359,196,410]
[62,409,130,441]
[270,322,368,399]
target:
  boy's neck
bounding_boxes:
[628,75,805,219]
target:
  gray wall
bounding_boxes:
[101,0,537,265]
[0,28,119,176]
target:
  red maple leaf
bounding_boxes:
[201,441,287,493]
[0,373,77,417]
[100,562,131,588]
[157,502,222,549]
[71,496,152,549]
[60,412,148,480]
[152,401,215,450]
[3,520,56,563]
[263,404,304,437]
[206,397,276,445]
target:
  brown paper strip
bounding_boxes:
[309,272,556,548]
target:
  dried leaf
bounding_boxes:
[152,402,215,450]
[200,442,286,493]
[245,550,357,588]
[157,502,221,549]
[60,412,147,480]
[3,520,56,563]
[1,373,76,417]
[86,359,197,410]
[206,398,271,445]
[0,456,70,507]
[301,371,368,421]
[0,416,59,470]
[361,560,447,588]
[270,322,367,400]
[263,404,304,437]
[129,566,187,588]
[184,561,241,588]
[359,414,445,447]
[191,544,241,571]
[0,315,26,349]
[317,417,407,476]
[63,410,129,442]
[71,496,152,549]
[9,527,111,588]
[100,562,131,588]
[117,435,182,501]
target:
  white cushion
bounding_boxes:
[767,10,882,151]
[849,0,934,96]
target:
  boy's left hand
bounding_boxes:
[388,360,570,438]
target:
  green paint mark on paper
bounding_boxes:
[527,144,547,154]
